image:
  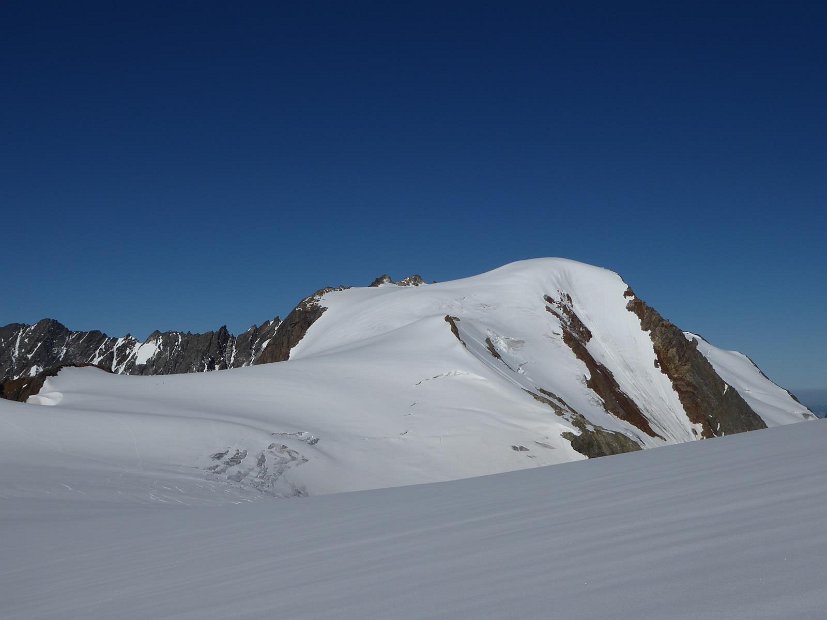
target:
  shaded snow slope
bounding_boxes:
[2,418,825,619]
[13,258,812,496]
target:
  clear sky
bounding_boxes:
[2,1,825,389]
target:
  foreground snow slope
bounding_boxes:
[16,258,812,496]
[2,418,825,619]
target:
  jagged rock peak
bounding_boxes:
[369,274,426,287]
[369,274,394,287]
[398,274,425,287]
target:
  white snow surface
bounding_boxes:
[133,337,159,365]
[1,401,825,619]
[15,258,811,498]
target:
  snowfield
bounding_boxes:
[0,258,819,618]
[1,414,825,619]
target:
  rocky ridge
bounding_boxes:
[0,317,280,400]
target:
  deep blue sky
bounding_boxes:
[2,1,825,388]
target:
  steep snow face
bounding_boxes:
[687,332,814,426]
[13,258,813,497]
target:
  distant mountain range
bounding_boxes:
[0,316,279,401]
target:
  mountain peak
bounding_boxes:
[369,273,426,287]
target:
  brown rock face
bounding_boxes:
[1,375,44,402]
[561,426,642,459]
[443,315,464,345]
[2,364,112,403]
[544,294,661,439]
[255,287,347,364]
[625,289,766,437]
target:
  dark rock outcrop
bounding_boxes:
[444,315,464,345]
[561,424,642,459]
[369,275,394,287]
[255,287,347,364]
[526,387,643,458]
[233,318,280,366]
[625,289,766,437]
[2,363,112,402]
[397,275,425,287]
[368,274,425,287]
[2,374,47,402]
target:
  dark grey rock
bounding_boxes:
[397,275,425,287]
[0,315,280,401]
[526,387,644,458]
[369,275,394,287]
[0,319,129,382]
[369,274,425,287]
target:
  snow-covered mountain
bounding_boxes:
[4,258,813,498]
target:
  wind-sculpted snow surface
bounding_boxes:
[1,416,825,619]
[7,259,814,497]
